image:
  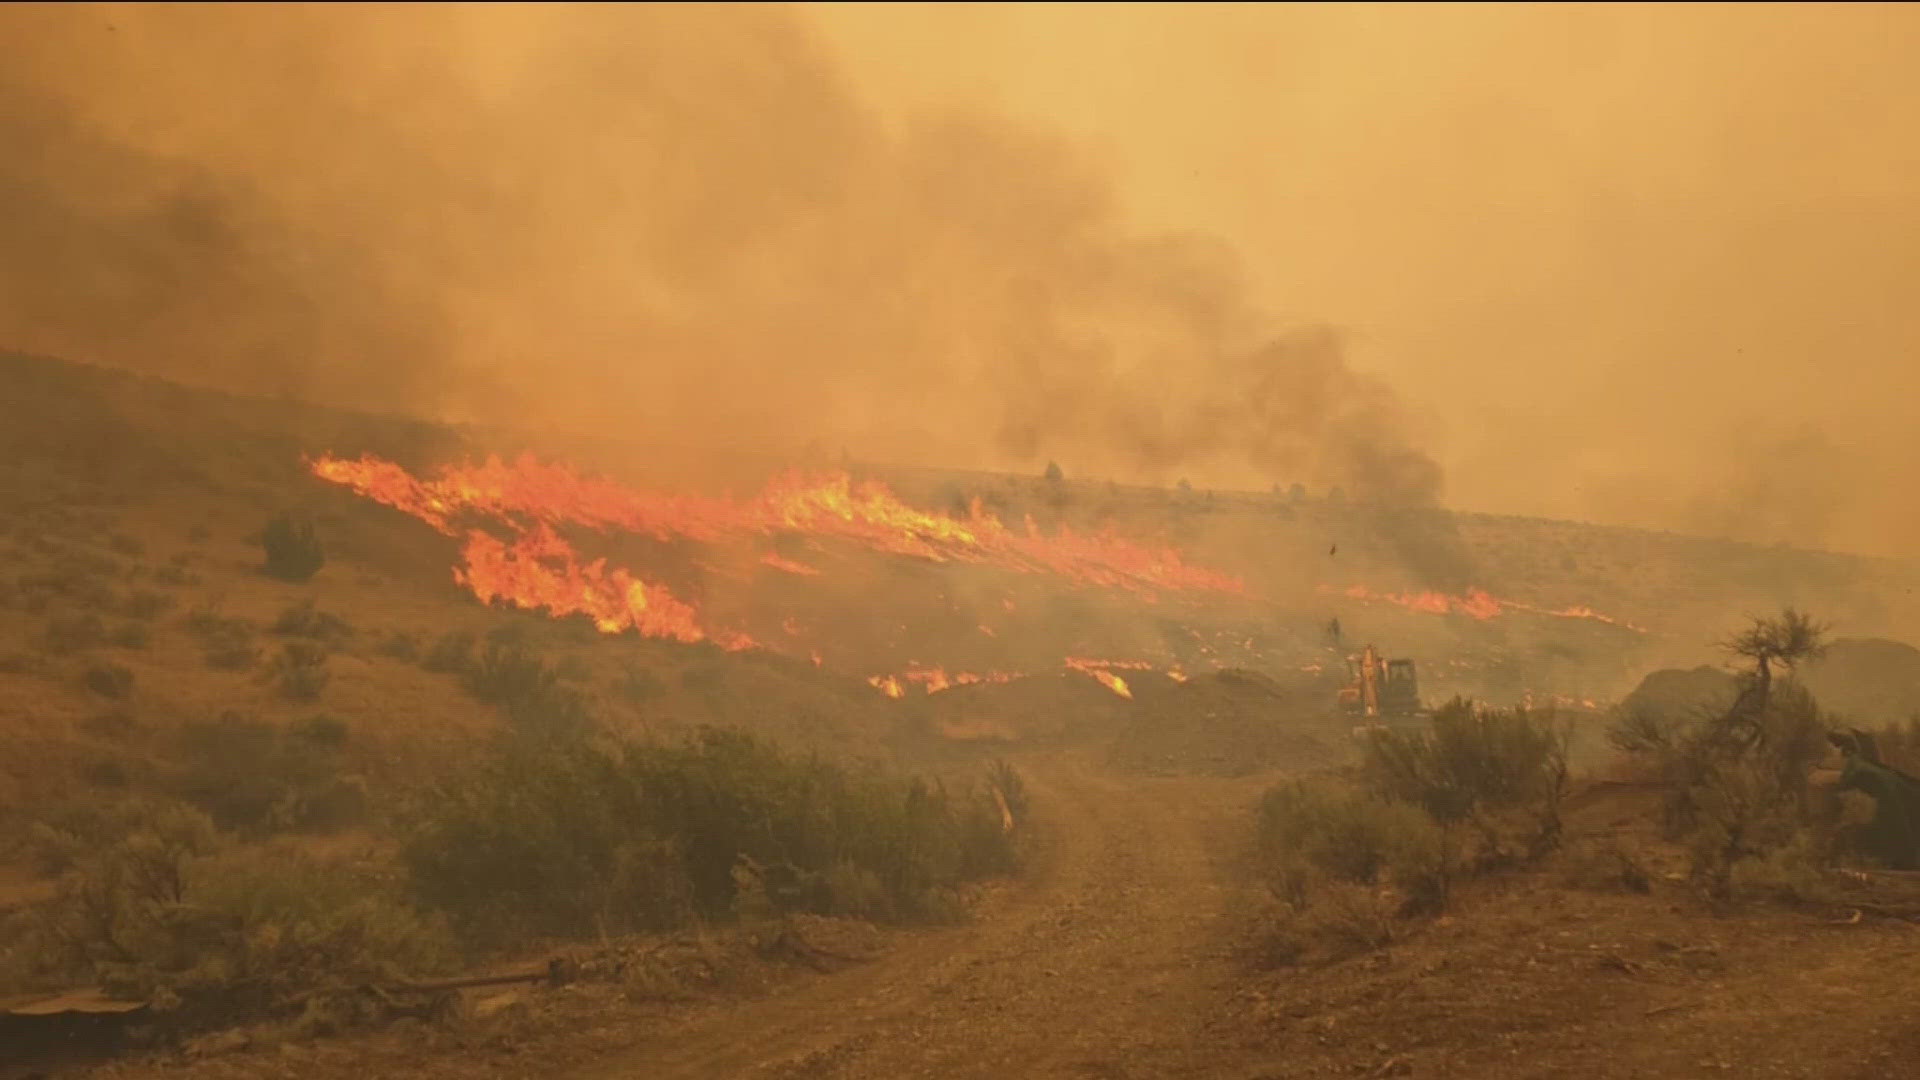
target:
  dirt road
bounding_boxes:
[589,751,1272,1080]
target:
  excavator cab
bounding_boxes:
[1338,645,1422,719]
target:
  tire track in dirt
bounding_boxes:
[589,751,1269,1079]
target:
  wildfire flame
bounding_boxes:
[311,453,1248,650]
[1330,584,1643,632]
[862,660,1154,700]
[314,453,1241,588]
[1064,656,1143,699]
[869,667,1019,697]
[1088,670,1132,699]
[460,524,713,642]
[760,553,821,576]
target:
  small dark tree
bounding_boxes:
[1289,482,1307,502]
[1043,461,1063,482]
[1609,610,1835,898]
[1723,607,1827,725]
[260,514,324,582]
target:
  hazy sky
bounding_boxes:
[3,4,1916,556]
[807,3,1920,555]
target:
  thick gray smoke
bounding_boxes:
[0,4,1447,511]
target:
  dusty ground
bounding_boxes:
[70,749,1920,1080]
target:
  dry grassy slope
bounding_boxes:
[3,349,1917,816]
[0,352,904,823]
[876,461,1920,688]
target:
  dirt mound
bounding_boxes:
[912,673,1137,747]
[1109,668,1339,776]
[1619,664,1739,721]
[1801,637,1920,726]
[1621,638,1920,731]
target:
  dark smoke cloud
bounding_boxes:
[0,4,1446,512]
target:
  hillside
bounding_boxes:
[8,351,1920,1077]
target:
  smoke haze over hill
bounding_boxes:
[4,4,1918,557]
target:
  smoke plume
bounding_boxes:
[0,4,1444,508]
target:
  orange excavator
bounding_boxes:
[1337,644,1422,719]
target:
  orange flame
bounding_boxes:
[1330,584,1642,632]
[1090,670,1132,698]
[1064,656,1141,699]
[760,553,821,576]
[311,452,1249,649]
[903,666,952,693]
[866,660,1173,699]
[313,453,1243,597]
[880,666,1019,696]
[459,525,713,642]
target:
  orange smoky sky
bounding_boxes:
[4,4,1918,556]
[808,3,1920,558]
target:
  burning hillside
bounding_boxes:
[310,453,1258,677]
[309,451,1652,701]
[1328,584,1647,632]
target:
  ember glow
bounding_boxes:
[862,660,1156,700]
[1086,670,1132,699]
[882,667,1020,696]
[1330,584,1644,632]
[1064,657,1147,699]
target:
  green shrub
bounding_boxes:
[1611,679,1830,892]
[82,757,132,788]
[821,860,893,919]
[1872,717,1920,775]
[1360,697,1569,864]
[1255,780,1449,913]
[619,662,666,704]
[422,629,476,674]
[172,713,366,835]
[1559,838,1654,894]
[122,589,175,620]
[18,555,119,609]
[376,630,421,662]
[16,809,449,1029]
[1606,612,1839,898]
[270,599,353,642]
[19,795,200,877]
[80,709,140,739]
[108,622,150,649]
[260,514,324,583]
[185,605,260,672]
[462,643,588,735]
[269,642,331,701]
[1689,750,1809,899]
[43,611,107,653]
[153,563,200,587]
[291,714,350,750]
[406,728,1017,944]
[403,737,673,943]
[82,662,135,699]
[987,758,1029,824]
